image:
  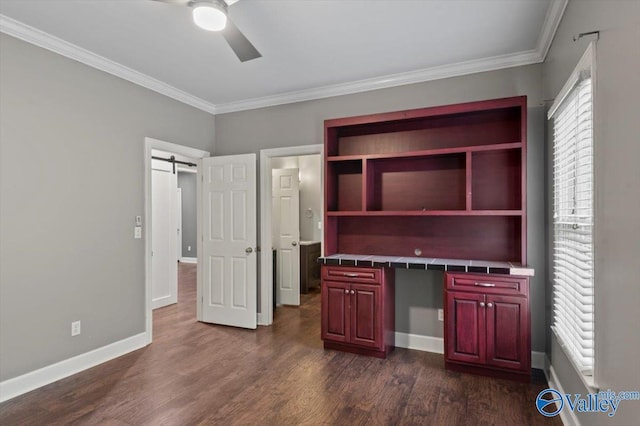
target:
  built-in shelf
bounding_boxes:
[324,96,527,265]
[326,142,523,163]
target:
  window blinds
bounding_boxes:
[552,75,594,376]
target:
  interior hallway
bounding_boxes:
[0,263,559,425]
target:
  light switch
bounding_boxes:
[134,226,142,239]
[135,215,142,226]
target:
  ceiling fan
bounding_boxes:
[154,0,261,62]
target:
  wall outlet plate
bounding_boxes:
[71,320,81,336]
[134,226,142,239]
[438,309,444,322]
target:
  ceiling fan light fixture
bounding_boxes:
[192,2,227,32]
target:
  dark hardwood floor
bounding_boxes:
[0,263,560,425]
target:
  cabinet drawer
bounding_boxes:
[445,273,528,296]
[323,266,381,284]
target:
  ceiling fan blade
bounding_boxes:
[221,19,262,62]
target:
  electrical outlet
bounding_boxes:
[134,226,142,239]
[438,309,444,322]
[71,320,81,336]
[188,246,191,252]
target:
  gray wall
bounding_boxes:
[215,64,547,347]
[177,172,197,257]
[0,34,216,381]
[543,1,640,424]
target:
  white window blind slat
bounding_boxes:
[552,75,595,377]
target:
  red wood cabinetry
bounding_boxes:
[321,266,394,358]
[322,97,531,375]
[445,273,531,381]
[323,96,527,264]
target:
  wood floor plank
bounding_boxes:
[0,263,562,425]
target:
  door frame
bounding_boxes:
[259,144,323,326]
[144,137,210,344]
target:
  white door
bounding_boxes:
[176,188,182,261]
[151,160,178,309]
[273,168,300,306]
[199,154,257,329]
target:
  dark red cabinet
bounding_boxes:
[322,280,349,343]
[322,97,531,378]
[321,266,394,358]
[445,273,530,381]
[446,291,486,365]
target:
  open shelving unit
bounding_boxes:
[324,96,527,264]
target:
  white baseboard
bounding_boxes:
[532,351,546,370]
[548,365,580,426]
[152,295,177,310]
[394,332,444,353]
[394,332,546,370]
[179,257,197,264]
[0,332,149,403]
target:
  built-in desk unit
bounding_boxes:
[320,96,533,381]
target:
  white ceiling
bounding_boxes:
[0,0,565,114]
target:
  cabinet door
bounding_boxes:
[350,284,383,350]
[446,291,486,365]
[321,281,350,343]
[486,295,530,371]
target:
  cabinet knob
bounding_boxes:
[291,241,298,246]
[479,302,486,307]
[350,290,355,295]
[344,289,349,294]
[487,303,493,308]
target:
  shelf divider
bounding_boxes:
[466,151,472,211]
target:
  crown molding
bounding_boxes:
[536,0,569,61]
[0,14,218,115]
[214,49,542,114]
[213,0,568,114]
[1,0,567,116]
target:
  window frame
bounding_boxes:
[548,42,597,390]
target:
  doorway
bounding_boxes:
[259,145,323,326]
[271,155,322,306]
[144,137,210,343]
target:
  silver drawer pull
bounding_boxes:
[344,273,359,277]
[474,282,495,287]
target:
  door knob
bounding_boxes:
[245,247,253,253]
[291,241,298,246]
